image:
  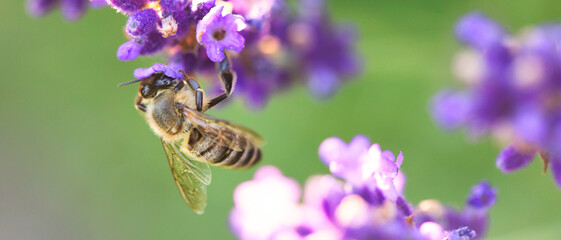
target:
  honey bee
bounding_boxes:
[120,57,263,214]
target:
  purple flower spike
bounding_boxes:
[445,226,476,240]
[117,40,142,61]
[230,136,496,240]
[466,181,497,209]
[455,11,505,50]
[496,145,536,173]
[106,0,148,14]
[133,63,183,79]
[126,9,159,37]
[196,6,247,62]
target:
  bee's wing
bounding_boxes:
[162,140,211,214]
[182,108,264,147]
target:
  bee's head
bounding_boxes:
[118,72,182,99]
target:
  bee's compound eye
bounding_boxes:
[141,86,151,96]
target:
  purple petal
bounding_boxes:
[126,9,159,37]
[466,181,497,209]
[496,145,536,173]
[133,63,183,79]
[382,150,395,162]
[221,33,245,52]
[455,11,505,49]
[205,43,225,62]
[396,151,404,168]
[117,40,142,61]
[318,137,346,166]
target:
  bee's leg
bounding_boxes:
[173,80,185,93]
[135,95,147,112]
[179,70,204,112]
[216,55,235,95]
[205,55,236,111]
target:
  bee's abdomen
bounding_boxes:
[187,130,261,169]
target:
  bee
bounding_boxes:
[119,56,263,214]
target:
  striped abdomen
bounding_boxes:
[186,128,261,169]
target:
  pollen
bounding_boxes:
[158,15,178,38]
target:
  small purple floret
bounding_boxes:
[496,145,536,173]
[466,181,497,209]
[455,11,505,50]
[196,6,247,62]
[117,40,142,61]
[133,63,183,79]
[126,9,159,37]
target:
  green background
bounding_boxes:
[1,0,561,239]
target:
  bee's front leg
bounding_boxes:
[204,55,236,111]
[179,70,205,112]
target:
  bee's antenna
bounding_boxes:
[117,78,142,87]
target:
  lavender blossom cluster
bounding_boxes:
[230,135,496,240]
[432,11,561,188]
[30,0,360,108]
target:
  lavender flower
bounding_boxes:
[196,6,247,62]
[431,11,561,188]
[26,0,106,20]
[230,135,496,240]
[30,0,360,108]
[100,0,360,108]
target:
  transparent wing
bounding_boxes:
[162,140,211,214]
[182,107,264,147]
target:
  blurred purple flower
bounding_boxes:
[230,135,495,240]
[27,0,105,20]
[432,11,561,188]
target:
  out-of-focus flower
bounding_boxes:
[431,11,561,188]
[26,0,106,20]
[230,135,496,240]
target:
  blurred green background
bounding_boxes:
[1,0,561,239]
